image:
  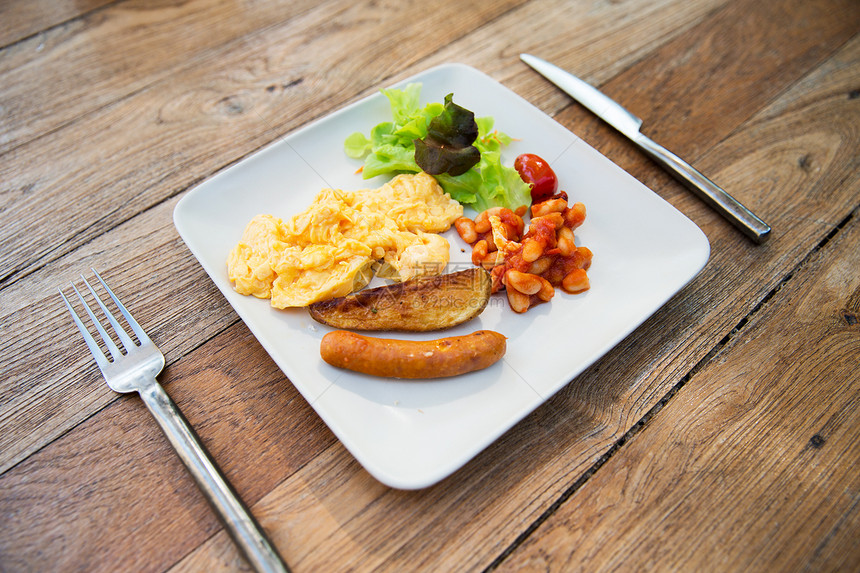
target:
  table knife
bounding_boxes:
[520,53,771,243]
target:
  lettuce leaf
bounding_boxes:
[344,84,530,211]
[414,93,481,176]
[383,83,422,125]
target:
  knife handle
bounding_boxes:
[632,133,771,243]
[139,381,290,573]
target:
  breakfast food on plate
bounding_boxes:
[227,172,462,307]
[226,84,593,383]
[308,267,492,332]
[319,330,506,378]
[455,188,593,313]
[227,83,592,375]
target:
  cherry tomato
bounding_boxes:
[514,153,558,203]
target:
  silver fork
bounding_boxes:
[60,269,289,573]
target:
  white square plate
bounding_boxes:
[174,63,710,489]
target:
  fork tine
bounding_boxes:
[92,268,152,345]
[59,288,111,370]
[81,273,137,352]
[71,282,124,362]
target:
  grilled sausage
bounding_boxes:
[320,330,506,379]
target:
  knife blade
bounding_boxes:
[520,53,771,243]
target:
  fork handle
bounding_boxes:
[139,380,289,573]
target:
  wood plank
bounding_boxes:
[425,0,730,94]
[0,320,336,572]
[0,0,324,154]
[0,0,724,297]
[0,0,113,48]
[169,26,860,573]
[497,193,860,573]
[0,0,729,472]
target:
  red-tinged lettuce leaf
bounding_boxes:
[414,139,481,176]
[414,94,480,176]
[427,93,478,146]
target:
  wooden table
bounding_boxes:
[2,0,859,571]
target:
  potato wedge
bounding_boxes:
[308,267,491,332]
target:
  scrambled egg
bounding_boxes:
[227,172,463,308]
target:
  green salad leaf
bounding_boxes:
[344,83,530,211]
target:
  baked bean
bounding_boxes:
[505,269,542,295]
[473,230,495,252]
[506,213,525,237]
[471,239,488,265]
[576,246,593,271]
[542,262,566,287]
[490,208,525,239]
[454,217,477,244]
[521,238,544,262]
[557,226,576,257]
[474,212,490,234]
[525,216,559,256]
[463,194,591,313]
[530,212,564,232]
[562,268,590,293]
[564,202,586,229]
[531,198,567,217]
[528,255,553,275]
[474,207,505,233]
[536,276,555,301]
[506,286,530,313]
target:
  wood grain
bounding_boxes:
[498,200,860,573]
[0,0,323,153]
[0,0,113,48]
[624,0,860,158]
[170,11,858,572]
[425,0,732,89]
[0,226,235,475]
[1,0,859,570]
